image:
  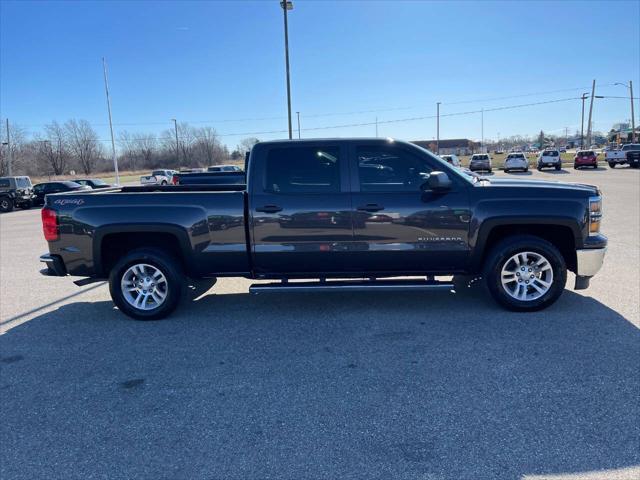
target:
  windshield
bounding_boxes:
[152,170,167,176]
[542,151,558,156]
[621,144,640,151]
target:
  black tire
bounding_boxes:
[609,162,616,169]
[109,247,184,320]
[555,165,561,171]
[483,235,567,312]
[573,165,578,170]
[524,168,528,172]
[631,163,639,169]
[0,197,14,213]
[161,180,168,185]
[504,169,509,173]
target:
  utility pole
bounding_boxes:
[281,1,294,139]
[5,119,12,176]
[436,102,441,155]
[586,79,596,147]
[580,92,588,149]
[481,108,484,153]
[296,111,301,139]
[564,127,569,146]
[172,118,180,162]
[102,57,120,185]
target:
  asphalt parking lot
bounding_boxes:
[1,168,638,480]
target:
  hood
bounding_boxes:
[483,177,599,195]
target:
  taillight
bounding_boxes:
[41,208,59,241]
[171,175,179,185]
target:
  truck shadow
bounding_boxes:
[1,287,638,479]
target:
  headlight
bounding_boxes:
[589,196,602,235]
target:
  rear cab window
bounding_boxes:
[265,146,341,194]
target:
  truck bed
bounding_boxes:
[43,186,250,277]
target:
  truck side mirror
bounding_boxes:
[422,171,452,192]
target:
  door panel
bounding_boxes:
[349,143,471,272]
[251,144,355,274]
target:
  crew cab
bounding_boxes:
[39,138,607,320]
[0,176,34,212]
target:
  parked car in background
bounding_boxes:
[469,153,492,172]
[207,165,243,173]
[604,147,627,168]
[439,154,461,167]
[140,170,177,186]
[537,149,562,171]
[574,150,598,169]
[503,152,529,173]
[32,181,91,207]
[0,176,34,212]
[72,178,112,189]
[559,146,567,153]
[607,143,640,168]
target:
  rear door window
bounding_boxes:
[265,146,340,194]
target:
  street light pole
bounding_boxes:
[102,57,120,185]
[5,119,12,176]
[296,111,301,139]
[631,81,636,143]
[436,102,441,155]
[281,1,294,140]
[172,119,180,163]
[616,81,636,143]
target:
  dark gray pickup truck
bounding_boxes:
[40,138,607,320]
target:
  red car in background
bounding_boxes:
[574,150,598,169]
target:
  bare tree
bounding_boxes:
[0,120,27,176]
[65,119,102,174]
[134,133,157,168]
[194,127,226,165]
[40,122,69,175]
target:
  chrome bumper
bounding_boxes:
[576,248,606,277]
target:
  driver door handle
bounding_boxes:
[357,203,384,212]
[256,204,283,213]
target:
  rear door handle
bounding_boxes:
[357,203,384,212]
[256,204,283,213]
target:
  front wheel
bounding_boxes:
[483,235,567,311]
[109,248,184,320]
[555,165,561,171]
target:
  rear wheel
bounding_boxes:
[109,248,184,320]
[484,235,566,311]
[0,197,14,213]
[609,162,616,169]
[161,180,168,185]
[555,165,561,171]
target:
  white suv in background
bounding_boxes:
[537,149,562,171]
[503,152,529,173]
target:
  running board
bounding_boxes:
[249,279,454,294]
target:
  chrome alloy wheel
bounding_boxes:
[500,251,554,301]
[121,263,168,311]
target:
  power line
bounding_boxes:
[15,84,624,129]
[90,96,581,142]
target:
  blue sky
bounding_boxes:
[1,0,639,148]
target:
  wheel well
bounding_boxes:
[100,232,184,275]
[482,225,577,271]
